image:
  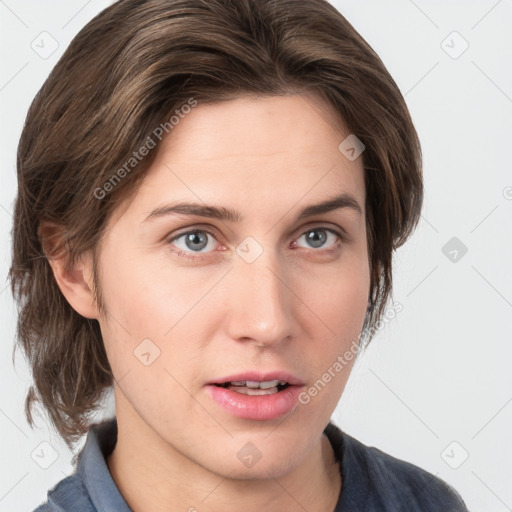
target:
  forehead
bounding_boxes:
[112,94,365,225]
[161,93,350,162]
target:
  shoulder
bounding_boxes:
[350,436,468,511]
[31,473,96,512]
[31,418,126,512]
[325,422,469,511]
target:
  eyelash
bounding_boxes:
[167,226,346,261]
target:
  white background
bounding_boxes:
[1,1,511,511]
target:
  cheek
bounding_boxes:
[297,250,369,389]
[97,253,216,386]
[306,246,370,333]
[96,257,208,424]
[99,251,203,335]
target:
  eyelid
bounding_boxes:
[296,221,351,242]
[168,223,218,240]
[168,222,350,244]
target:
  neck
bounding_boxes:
[107,405,341,512]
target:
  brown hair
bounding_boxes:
[9,0,422,449]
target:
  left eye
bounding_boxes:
[168,227,342,259]
[295,228,341,250]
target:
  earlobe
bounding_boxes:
[39,221,99,320]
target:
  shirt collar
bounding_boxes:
[77,417,132,511]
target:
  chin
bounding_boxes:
[198,440,306,481]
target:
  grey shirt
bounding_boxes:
[33,418,469,511]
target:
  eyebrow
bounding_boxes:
[142,193,362,224]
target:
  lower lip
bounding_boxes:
[206,385,304,421]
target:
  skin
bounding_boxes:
[46,93,370,512]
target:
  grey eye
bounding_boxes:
[296,228,340,250]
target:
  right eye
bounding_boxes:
[167,228,221,260]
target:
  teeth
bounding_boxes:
[230,379,284,389]
[232,386,279,395]
[219,379,289,390]
[245,387,277,395]
[258,380,280,389]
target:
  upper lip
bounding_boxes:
[208,371,305,386]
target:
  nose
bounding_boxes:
[224,250,296,348]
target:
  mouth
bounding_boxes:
[213,379,290,395]
[206,372,305,421]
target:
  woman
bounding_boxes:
[10,0,469,510]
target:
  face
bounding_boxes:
[93,93,370,479]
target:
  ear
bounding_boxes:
[39,221,99,320]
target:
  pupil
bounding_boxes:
[307,229,326,248]
[186,231,208,251]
